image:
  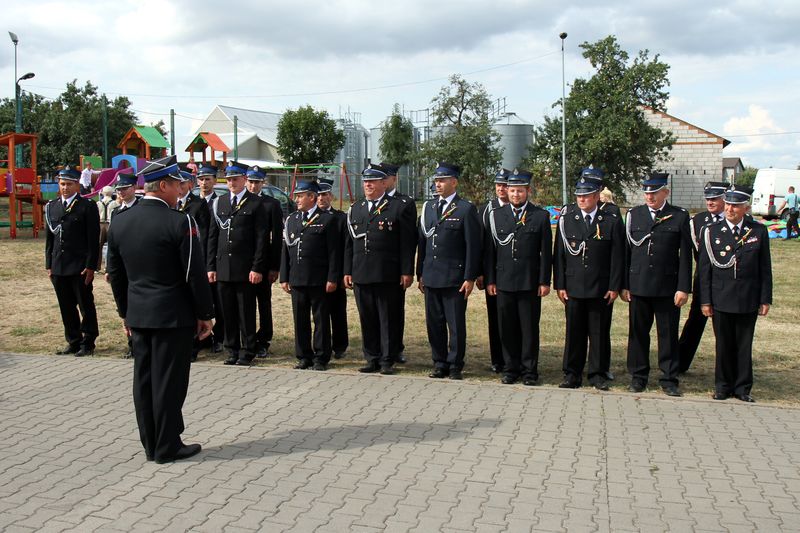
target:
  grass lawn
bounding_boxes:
[1,199,798,405]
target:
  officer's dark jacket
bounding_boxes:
[698,219,772,313]
[45,195,100,276]
[553,204,625,297]
[625,202,692,297]
[598,201,621,217]
[107,197,214,328]
[259,193,284,273]
[323,206,348,280]
[390,190,419,257]
[417,195,482,288]
[344,194,416,284]
[207,191,270,282]
[110,197,140,222]
[482,202,551,292]
[179,193,211,260]
[280,209,341,287]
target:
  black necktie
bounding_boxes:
[231,196,238,210]
[63,200,69,209]
[652,209,660,221]
[303,211,309,223]
[177,200,183,210]
[733,226,740,240]
[438,199,446,217]
[585,214,592,229]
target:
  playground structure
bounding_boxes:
[117,125,169,160]
[185,132,231,167]
[0,132,41,239]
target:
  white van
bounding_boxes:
[750,168,800,220]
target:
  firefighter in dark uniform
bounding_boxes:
[477,168,510,374]
[381,161,418,365]
[245,165,283,358]
[317,177,349,359]
[106,155,214,464]
[207,161,270,366]
[417,162,482,381]
[196,163,224,353]
[621,172,692,396]
[553,173,625,390]
[45,165,100,357]
[176,170,212,361]
[104,171,140,358]
[483,169,551,385]
[699,185,771,403]
[280,180,342,370]
[677,181,728,373]
[344,164,415,375]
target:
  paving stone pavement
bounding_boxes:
[1,352,800,532]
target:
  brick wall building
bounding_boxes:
[639,108,731,211]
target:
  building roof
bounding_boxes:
[215,105,282,146]
[134,125,169,148]
[642,107,731,148]
[723,157,744,169]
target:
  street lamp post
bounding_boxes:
[559,32,568,206]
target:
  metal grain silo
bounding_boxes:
[493,113,533,170]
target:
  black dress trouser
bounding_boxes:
[326,286,348,355]
[563,296,611,383]
[254,279,273,349]
[497,289,540,380]
[711,310,757,396]
[678,286,708,373]
[485,292,503,370]
[627,295,680,387]
[291,286,331,364]
[131,326,193,462]
[51,274,98,350]
[425,286,469,372]
[218,281,257,358]
[354,283,399,366]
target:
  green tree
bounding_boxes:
[416,75,502,203]
[379,104,414,166]
[737,166,758,187]
[523,35,674,203]
[0,80,137,174]
[275,105,345,164]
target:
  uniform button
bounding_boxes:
[229,253,232,256]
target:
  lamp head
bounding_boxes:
[559,32,568,40]
[20,72,35,81]
[9,31,19,45]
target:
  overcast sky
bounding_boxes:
[3,0,799,169]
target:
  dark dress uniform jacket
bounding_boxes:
[280,209,342,287]
[626,203,692,297]
[110,197,140,222]
[483,203,551,292]
[180,193,211,257]
[417,196,482,288]
[698,220,772,313]
[45,196,100,276]
[107,198,214,328]
[344,195,416,283]
[553,205,625,298]
[259,193,284,273]
[207,191,270,282]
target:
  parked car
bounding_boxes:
[193,184,296,219]
[751,168,800,220]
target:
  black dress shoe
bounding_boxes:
[603,371,615,381]
[333,351,345,360]
[74,347,94,357]
[295,360,313,370]
[313,362,328,371]
[491,365,503,374]
[395,354,407,364]
[449,370,463,380]
[359,364,380,373]
[713,391,730,400]
[593,380,610,391]
[123,351,133,360]
[379,365,395,375]
[501,375,517,385]
[255,347,268,358]
[429,368,448,379]
[735,393,755,403]
[559,376,580,389]
[522,378,538,387]
[628,380,646,393]
[56,345,80,355]
[661,384,682,397]
[155,443,201,464]
[212,342,224,353]
[223,356,238,365]
[235,358,253,366]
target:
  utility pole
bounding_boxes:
[559,32,568,206]
[170,109,176,155]
[233,115,238,160]
[102,94,108,167]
